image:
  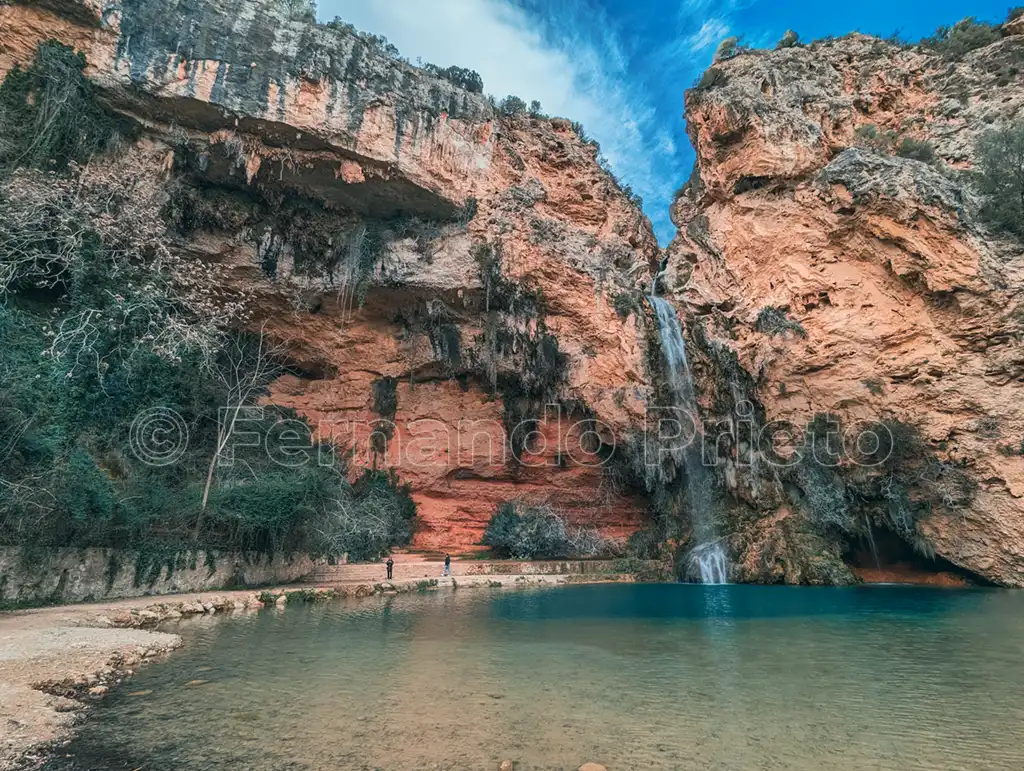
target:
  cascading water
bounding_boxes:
[649,296,729,585]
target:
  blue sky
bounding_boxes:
[318,1,1013,244]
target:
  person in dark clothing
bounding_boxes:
[443,553,451,577]
[386,556,394,580]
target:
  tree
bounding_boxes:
[975,122,1024,239]
[499,95,528,117]
[713,36,741,63]
[919,17,1001,59]
[777,30,800,49]
[194,328,285,538]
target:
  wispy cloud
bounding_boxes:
[685,18,732,52]
[319,0,691,243]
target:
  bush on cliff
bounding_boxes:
[693,67,729,91]
[713,36,742,63]
[482,502,613,559]
[975,121,1024,239]
[755,306,807,338]
[422,64,484,94]
[919,18,1001,59]
[278,0,317,23]
[499,95,528,117]
[776,30,800,49]
[896,137,938,164]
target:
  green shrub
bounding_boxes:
[854,124,898,153]
[611,291,637,321]
[713,36,741,63]
[307,469,416,562]
[862,378,884,396]
[693,67,729,91]
[481,501,609,559]
[422,64,484,93]
[974,121,1024,239]
[776,30,800,49]
[755,306,807,338]
[1009,8,1024,23]
[278,0,316,23]
[498,95,528,117]
[919,17,1001,59]
[896,137,937,163]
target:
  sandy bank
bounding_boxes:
[0,572,634,768]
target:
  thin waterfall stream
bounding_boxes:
[649,296,729,584]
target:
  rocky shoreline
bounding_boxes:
[1,572,638,769]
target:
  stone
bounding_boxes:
[87,686,108,697]
[499,761,514,771]
[579,764,608,771]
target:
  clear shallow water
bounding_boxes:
[51,585,1024,771]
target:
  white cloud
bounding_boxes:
[317,0,680,241]
[685,18,732,52]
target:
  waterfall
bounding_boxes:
[649,296,730,585]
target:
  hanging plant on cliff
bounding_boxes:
[0,41,118,171]
[974,121,1024,240]
[0,156,252,372]
[755,306,807,339]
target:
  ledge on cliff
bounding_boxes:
[3,0,497,219]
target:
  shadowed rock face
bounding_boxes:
[672,30,1024,585]
[1,0,660,549]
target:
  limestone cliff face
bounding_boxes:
[2,0,659,549]
[672,30,1024,584]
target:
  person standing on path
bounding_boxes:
[443,553,451,577]
[386,556,394,580]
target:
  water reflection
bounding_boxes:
[48,584,1024,771]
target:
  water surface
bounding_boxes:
[52,584,1024,770]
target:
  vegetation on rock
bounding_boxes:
[918,17,1002,59]
[974,121,1024,240]
[0,41,118,171]
[0,41,417,564]
[755,306,807,338]
[481,501,614,559]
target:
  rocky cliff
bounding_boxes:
[0,0,659,549]
[9,0,1024,584]
[670,24,1024,585]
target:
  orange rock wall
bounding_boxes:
[4,0,658,550]
[673,31,1024,584]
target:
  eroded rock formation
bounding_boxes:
[8,0,1023,583]
[670,29,1024,585]
[1,0,659,549]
